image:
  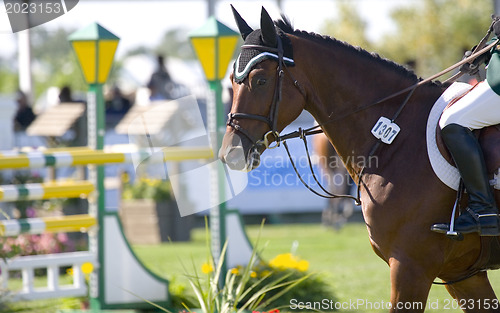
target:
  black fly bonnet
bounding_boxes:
[233,28,295,83]
[227,5,298,150]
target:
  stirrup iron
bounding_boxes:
[446,194,464,241]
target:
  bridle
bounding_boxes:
[225,34,359,202]
[226,35,297,150]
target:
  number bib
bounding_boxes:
[371,117,400,144]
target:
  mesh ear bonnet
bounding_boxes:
[233,29,294,83]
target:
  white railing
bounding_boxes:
[0,251,96,301]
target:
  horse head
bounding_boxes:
[218,6,307,171]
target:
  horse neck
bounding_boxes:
[292,35,441,177]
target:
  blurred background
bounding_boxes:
[0,0,497,229]
[1,1,500,312]
[0,0,494,102]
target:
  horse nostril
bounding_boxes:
[251,157,260,168]
[249,149,261,168]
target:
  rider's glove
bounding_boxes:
[492,15,500,38]
[459,49,480,76]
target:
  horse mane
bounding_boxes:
[274,16,435,85]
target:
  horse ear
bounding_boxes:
[231,4,253,40]
[260,6,277,47]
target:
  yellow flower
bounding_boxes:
[250,271,257,278]
[121,172,130,184]
[269,253,294,269]
[81,262,94,274]
[201,263,214,274]
[261,270,271,277]
[296,260,309,272]
[66,268,74,276]
[230,267,239,275]
[269,253,309,271]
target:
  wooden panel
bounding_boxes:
[26,103,85,137]
[115,101,178,135]
[120,200,161,245]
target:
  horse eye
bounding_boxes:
[257,78,267,86]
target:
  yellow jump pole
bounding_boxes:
[0,181,94,201]
[0,147,213,169]
[0,214,96,236]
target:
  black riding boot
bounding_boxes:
[431,123,500,236]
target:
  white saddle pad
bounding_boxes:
[425,82,473,191]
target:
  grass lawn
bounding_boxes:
[133,222,500,313]
[4,222,500,312]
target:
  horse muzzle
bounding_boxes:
[219,133,261,172]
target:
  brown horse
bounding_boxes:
[220,6,500,313]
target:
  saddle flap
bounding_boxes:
[436,124,500,174]
[479,126,500,173]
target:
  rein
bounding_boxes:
[277,36,499,206]
[280,37,500,143]
[280,18,499,143]
[226,24,498,206]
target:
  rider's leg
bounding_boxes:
[439,123,499,235]
[439,81,500,129]
[431,81,500,236]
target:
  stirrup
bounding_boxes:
[431,181,464,240]
[445,195,464,241]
